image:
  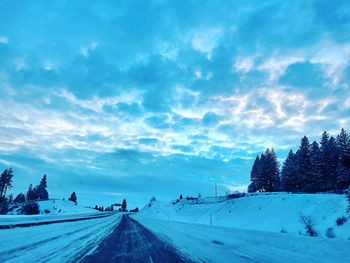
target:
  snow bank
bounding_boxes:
[135,216,350,263]
[139,193,350,239]
[8,199,97,215]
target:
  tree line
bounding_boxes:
[0,170,50,214]
[248,128,350,193]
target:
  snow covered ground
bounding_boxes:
[0,193,349,262]
[139,193,350,240]
[8,199,98,215]
[134,215,350,263]
[0,213,122,263]
[1,200,101,226]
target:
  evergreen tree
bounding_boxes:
[179,194,183,199]
[68,192,77,204]
[14,193,26,203]
[265,148,280,192]
[295,136,311,192]
[0,168,14,200]
[122,199,127,211]
[8,193,13,203]
[255,149,280,192]
[37,174,49,200]
[336,128,350,189]
[326,137,339,190]
[0,197,8,215]
[308,141,322,193]
[280,150,298,192]
[248,155,260,192]
[319,131,330,191]
[26,184,34,201]
[257,153,266,191]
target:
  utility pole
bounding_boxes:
[215,182,217,198]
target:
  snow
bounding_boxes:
[8,199,97,215]
[0,200,100,226]
[139,193,350,239]
[0,213,122,263]
[134,216,350,263]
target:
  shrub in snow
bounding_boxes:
[299,215,318,236]
[44,209,50,214]
[326,227,335,238]
[227,192,245,199]
[150,196,156,202]
[336,216,348,226]
[21,202,39,215]
[68,192,77,204]
[280,227,288,233]
[130,207,139,212]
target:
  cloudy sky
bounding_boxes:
[0,0,350,208]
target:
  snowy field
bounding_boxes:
[134,216,350,263]
[0,200,101,226]
[0,213,122,263]
[139,193,350,239]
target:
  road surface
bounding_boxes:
[79,215,195,263]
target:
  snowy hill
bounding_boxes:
[8,199,97,215]
[139,193,350,240]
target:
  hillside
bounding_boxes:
[7,199,98,215]
[139,193,350,240]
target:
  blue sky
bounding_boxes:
[0,0,350,208]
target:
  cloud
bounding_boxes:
[0,0,349,207]
[0,36,8,44]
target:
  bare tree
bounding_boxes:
[299,215,318,236]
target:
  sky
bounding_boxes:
[0,0,350,208]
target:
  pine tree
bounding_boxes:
[38,174,49,200]
[319,131,330,191]
[336,128,350,189]
[0,168,14,200]
[0,197,8,215]
[326,137,339,190]
[257,152,266,191]
[256,149,280,192]
[308,141,322,193]
[179,194,183,199]
[266,148,280,192]
[122,199,127,211]
[14,193,26,203]
[68,192,77,204]
[26,184,34,201]
[280,150,298,192]
[295,136,311,192]
[248,155,260,192]
[8,193,13,203]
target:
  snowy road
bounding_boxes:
[0,213,122,263]
[78,215,194,263]
[1,212,350,263]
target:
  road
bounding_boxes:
[79,215,195,263]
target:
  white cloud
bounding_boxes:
[311,42,350,88]
[0,36,8,44]
[257,54,304,82]
[81,42,99,57]
[234,56,255,73]
[191,28,222,54]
